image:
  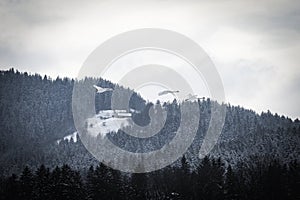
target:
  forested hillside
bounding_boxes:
[0,68,299,176]
[0,69,146,174]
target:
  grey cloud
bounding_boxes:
[0,0,299,118]
[273,77,300,119]
[232,0,300,49]
[0,0,72,29]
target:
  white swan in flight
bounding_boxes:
[158,90,179,96]
[93,85,113,93]
[185,94,205,101]
[185,94,198,101]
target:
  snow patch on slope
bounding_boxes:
[56,110,131,144]
[56,132,78,144]
[86,115,129,137]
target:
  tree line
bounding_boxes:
[0,156,299,200]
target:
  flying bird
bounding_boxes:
[93,85,113,93]
[158,90,180,96]
[185,94,205,101]
[185,94,198,101]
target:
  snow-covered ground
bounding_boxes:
[56,132,78,144]
[86,114,129,137]
[57,110,131,144]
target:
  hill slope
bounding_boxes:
[0,69,299,175]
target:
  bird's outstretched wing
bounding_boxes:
[93,85,101,91]
[158,90,169,96]
[185,93,197,101]
[158,90,179,96]
[93,85,113,93]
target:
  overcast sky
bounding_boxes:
[0,0,299,119]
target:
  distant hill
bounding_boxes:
[0,68,299,175]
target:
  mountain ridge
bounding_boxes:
[0,68,299,175]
